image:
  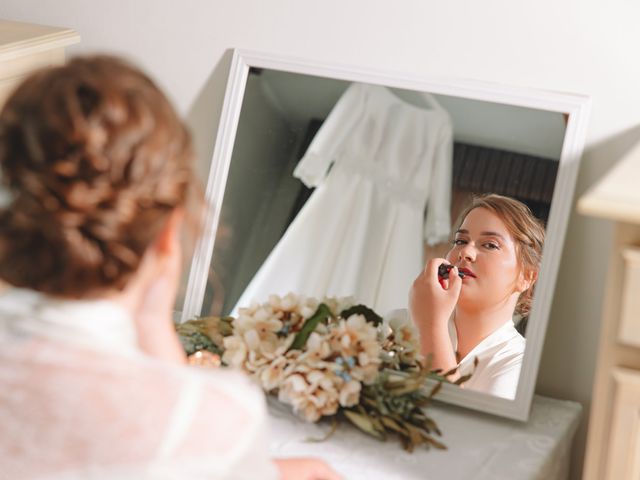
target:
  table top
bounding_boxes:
[269,395,582,480]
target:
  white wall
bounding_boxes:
[2,1,639,477]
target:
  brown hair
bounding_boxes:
[454,194,545,317]
[0,55,195,297]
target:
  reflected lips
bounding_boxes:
[458,267,476,278]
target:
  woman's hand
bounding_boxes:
[409,258,462,378]
[275,457,342,480]
[409,258,462,331]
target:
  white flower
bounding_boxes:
[222,336,247,367]
[338,379,361,407]
[225,294,388,422]
[321,296,356,316]
[326,315,381,384]
[278,369,341,422]
[305,331,332,360]
[280,292,300,311]
[258,355,288,391]
[383,314,422,365]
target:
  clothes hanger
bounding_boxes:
[419,91,445,112]
[384,86,445,112]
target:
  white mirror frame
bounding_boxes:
[180,49,591,421]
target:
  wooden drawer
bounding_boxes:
[606,368,640,479]
[618,246,640,347]
[0,47,66,106]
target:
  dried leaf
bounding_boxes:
[305,417,339,443]
[343,410,385,440]
[339,304,383,326]
[442,365,460,377]
[369,415,386,436]
[454,373,473,386]
[428,382,442,399]
[380,416,408,435]
[405,424,424,450]
[425,436,447,450]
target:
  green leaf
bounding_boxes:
[339,304,383,326]
[288,303,332,351]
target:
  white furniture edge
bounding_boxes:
[0,26,80,63]
[577,138,640,224]
[180,48,592,422]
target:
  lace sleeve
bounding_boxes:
[155,368,279,480]
[0,340,279,480]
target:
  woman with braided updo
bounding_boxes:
[0,56,340,480]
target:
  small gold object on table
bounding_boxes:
[187,350,221,368]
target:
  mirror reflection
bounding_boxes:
[202,68,566,400]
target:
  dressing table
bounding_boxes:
[269,395,581,479]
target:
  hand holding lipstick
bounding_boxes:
[410,258,463,379]
[410,258,463,331]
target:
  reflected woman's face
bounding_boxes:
[445,207,524,313]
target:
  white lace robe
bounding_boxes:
[0,288,279,479]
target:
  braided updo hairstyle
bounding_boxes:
[0,56,195,297]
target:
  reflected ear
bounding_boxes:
[517,269,538,294]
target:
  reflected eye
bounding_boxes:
[483,242,500,250]
[453,238,467,246]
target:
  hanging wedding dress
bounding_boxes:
[0,288,278,480]
[233,82,453,316]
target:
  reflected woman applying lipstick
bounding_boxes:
[409,194,545,399]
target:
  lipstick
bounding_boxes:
[438,263,466,279]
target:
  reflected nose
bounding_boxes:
[458,243,476,262]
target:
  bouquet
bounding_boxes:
[176,293,473,452]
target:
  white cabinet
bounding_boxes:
[0,19,80,107]
[0,20,80,292]
[579,139,640,479]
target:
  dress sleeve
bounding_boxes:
[424,120,453,245]
[293,82,365,187]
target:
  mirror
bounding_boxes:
[181,50,590,421]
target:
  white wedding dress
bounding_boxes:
[0,288,278,480]
[233,83,453,316]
